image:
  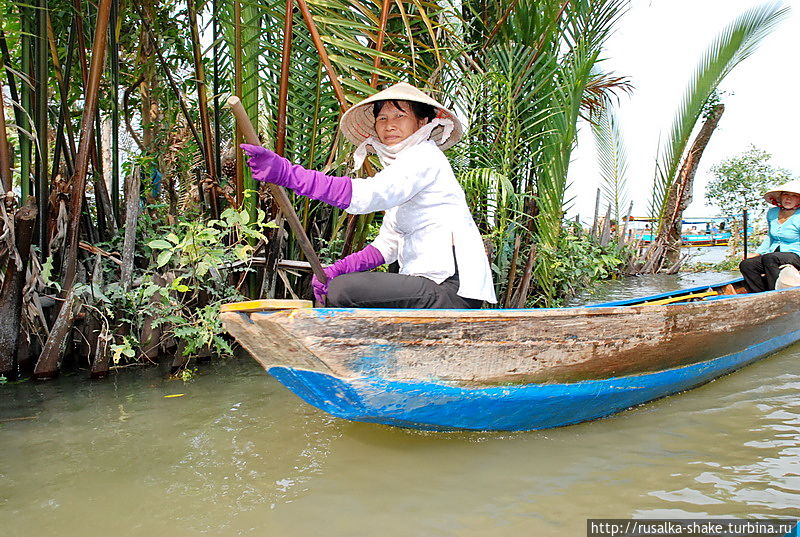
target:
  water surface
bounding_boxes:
[1,271,798,536]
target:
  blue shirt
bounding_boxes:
[756,207,800,256]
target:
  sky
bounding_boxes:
[566,0,800,222]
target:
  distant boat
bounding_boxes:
[628,216,735,247]
[637,231,731,247]
[221,279,800,431]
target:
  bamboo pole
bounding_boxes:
[188,0,219,195]
[233,1,243,206]
[295,0,348,112]
[276,0,293,156]
[62,0,113,291]
[370,0,391,89]
[35,0,48,247]
[49,16,77,182]
[228,96,327,284]
[212,0,222,178]
[0,78,11,192]
[110,0,120,223]
[19,4,33,201]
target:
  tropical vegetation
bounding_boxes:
[706,145,793,221]
[0,0,788,379]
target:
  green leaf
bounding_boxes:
[196,261,211,277]
[149,239,173,250]
[234,244,253,262]
[41,256,55,284]
[157,250,173,268]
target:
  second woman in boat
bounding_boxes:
[739,180,800,292]
[241,82,497,308]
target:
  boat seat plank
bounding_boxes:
[221,299,312,313]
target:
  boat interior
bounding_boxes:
[588,278,751,308]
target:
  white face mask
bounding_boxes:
[352,117,455,171]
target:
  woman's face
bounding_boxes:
[780,192,800,209]
[374,101,428,146]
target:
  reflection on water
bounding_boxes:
[1,272,798,536]
[567,268,741,306]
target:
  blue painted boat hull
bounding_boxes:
[221,278,800,431]
[267,326,799,431]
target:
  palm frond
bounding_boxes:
[650,1,789,219]
[592,103,629,224]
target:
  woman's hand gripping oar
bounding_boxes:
[226,96,327,306]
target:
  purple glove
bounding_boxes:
[312,244,385,303]
[240,144,353,209]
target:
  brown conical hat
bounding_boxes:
[764,180,800,205]
[340,82,463,150]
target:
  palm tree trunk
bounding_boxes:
[0,197,37,378]
[648,104,725,270]
[35,0,113,380]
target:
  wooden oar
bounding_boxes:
[226,96,327,285]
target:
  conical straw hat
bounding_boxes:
[764,180,800,205]
[340,82,463,150]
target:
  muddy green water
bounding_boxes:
[2,271,799,536]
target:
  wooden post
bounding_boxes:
[599,204,612,247]
[120,168,140,290]
[503,235,522,308]
[514,244,537,309]
[590,187,601,239]
[34,289,79,379]
[139,273,164,362]
[620,200,633,242]
[743,209,749,259]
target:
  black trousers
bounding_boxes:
[739,251,800,292]
[326,270,483,309]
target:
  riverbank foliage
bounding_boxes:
[0,0,729,379]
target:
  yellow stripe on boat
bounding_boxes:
[644,290,718,306]
[220,299,313,313]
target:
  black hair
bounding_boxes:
[372,99,437,123]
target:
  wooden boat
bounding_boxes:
[220,278,800,431]
[637,232,731,247]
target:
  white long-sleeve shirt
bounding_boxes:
[346,140,497,303]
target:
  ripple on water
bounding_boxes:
[1,275,799,536]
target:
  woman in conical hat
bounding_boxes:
[241,81,496,308]
[739,179,800,292]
